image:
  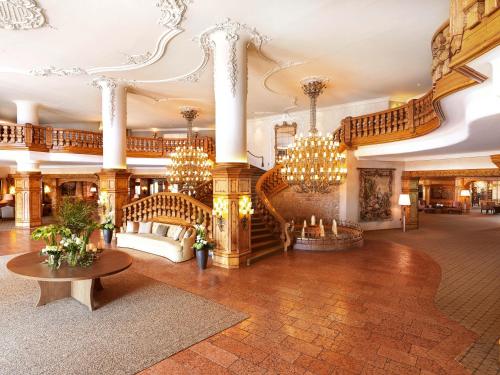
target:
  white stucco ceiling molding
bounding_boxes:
[0,0,46,30]
[4,0,190,77]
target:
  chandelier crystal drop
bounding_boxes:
[280,78,347,193]
[168,107,212,191]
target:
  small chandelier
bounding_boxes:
[168,107,212,191]
[280,78,347,193]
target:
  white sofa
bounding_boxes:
[116,221,196,263]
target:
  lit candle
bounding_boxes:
[332,219,338,236]
[319,219,323,226]
[301,227,305,238]
[311,215,316,226]
[303,220,307,228]
[320,224,325,237]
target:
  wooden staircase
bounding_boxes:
[246,166,285,266]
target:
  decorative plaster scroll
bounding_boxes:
[0,0,46,30]
[262,61,306,113]
[29,66,87,77]
[11,0,188,77]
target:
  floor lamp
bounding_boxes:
[460,189,470,213]
[399,193,411,232]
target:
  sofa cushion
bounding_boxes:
[167,225,182,240]
[138,221,152,234]
[153,223,169,237]
[183,227,194,239]
[126,221,139,233]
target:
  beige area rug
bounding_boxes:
[0,255,247,375]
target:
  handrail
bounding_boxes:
[335,90,439,148]
[178,179,213,205]
[121,192,213,238]
[255,164,292,251]
[247,150,264,168]
[0,123,215,159]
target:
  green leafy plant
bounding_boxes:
[57,198,98,236]
[192,224,214,251]
[100,215,115,231]
[31,224,70,246]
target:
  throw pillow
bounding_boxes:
[166,225,180,239]
[183,228,194,239]
[138,221,152,234]
[126,221,139,233]
[153,224,169,237]
[168,225,183,241]
[151,222,160,234]
[177,227,187,241]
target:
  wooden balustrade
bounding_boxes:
[432,1,499,86]
[0,123,215,159]
[179,180,213,206]
[337,90,439,147]
[121,192,213,238]
[127,136,164,157]
[255,165,292,251]
[51,128,103,154]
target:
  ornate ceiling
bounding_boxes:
[0,0,449,130]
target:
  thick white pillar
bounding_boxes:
[204,20,265,164]
[14,100,39,125]
[16,160,41,172]
[94,78,128,169]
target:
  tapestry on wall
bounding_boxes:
[359,168,394,222]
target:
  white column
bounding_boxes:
[14,100,39,125]
[94,78,128,170]
[204,20,265,164]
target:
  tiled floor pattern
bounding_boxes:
[1,213,496,374]
[367,210,500,375]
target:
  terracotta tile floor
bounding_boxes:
[1,219,486,375]
[367,210,500,375]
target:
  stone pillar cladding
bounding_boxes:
[13,172,42,228]
[402,176,419,230]
[97,169,131,229]
[211,163,252,269]
[14,100,39,125]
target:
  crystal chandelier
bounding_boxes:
[280,78,347,193]
[168,107,212,191]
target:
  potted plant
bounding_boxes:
[31,224,69,269]
[101,215,115,244]
[192,224,214,270]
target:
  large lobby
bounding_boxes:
[0,1,499,374]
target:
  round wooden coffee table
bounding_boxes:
[7,250,132,311]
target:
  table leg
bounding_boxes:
[37,281,71,307]
[94,277,104,291]
[71,279,96,311]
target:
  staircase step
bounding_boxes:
[252,239,282,252]
[251,228,268,236]
[251,233,275,243]
[246,245,283,266]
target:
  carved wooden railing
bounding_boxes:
[0,123,215,159]
[179,180,213,206]
[336,90,439,147]
[121,192,213,238]
[432,1,499,85]
[255,164,292,251]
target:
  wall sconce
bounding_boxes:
[8,186,15,195]
[43,184,51,194]
[212,197,228,232]
[89,186,97,194]
[239,195,254,230]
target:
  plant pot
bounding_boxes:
[103,228,113,244]
[196,248,208,270]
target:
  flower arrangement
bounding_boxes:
[192,224,214,251]
[31,198,100,270]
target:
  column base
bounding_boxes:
[97,169,131,229]
[212,250,251,269]
[14,171,42,228]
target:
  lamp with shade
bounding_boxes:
[398,193,411,232]
[460,189,470,212]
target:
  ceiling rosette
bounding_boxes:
[0,0,46,30]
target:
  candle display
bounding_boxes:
[332,219,338,236]
[311,215,316,226]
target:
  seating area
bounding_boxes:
[116,221,196,263]
[480,201,500,214]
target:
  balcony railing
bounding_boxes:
[0,123,215,159]
[336,90,439,148]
